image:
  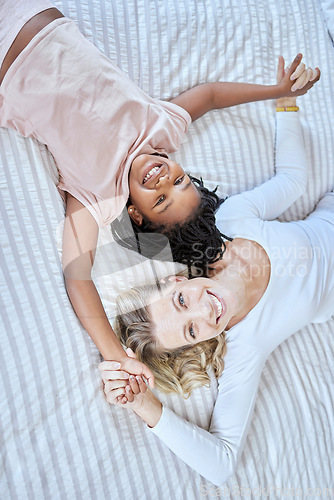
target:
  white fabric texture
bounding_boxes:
[320,0,334,41]
[1,0,333,499]
[150,113,334,486]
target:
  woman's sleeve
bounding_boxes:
[149,343,266,486]
[218,112,307,222]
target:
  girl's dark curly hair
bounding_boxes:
[111,176,232,276]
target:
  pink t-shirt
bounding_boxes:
[0,18,191,226]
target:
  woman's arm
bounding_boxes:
[101,369,163,427]
[218,111,308,221]
[63,194,154,386]
[102,343,265,486]
[170,54,319,121]
[216,62,320,223]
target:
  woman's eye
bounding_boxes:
[178,292,185,306]
[189,325,195,339]
[174,176,185,186]
[155,195,165,206]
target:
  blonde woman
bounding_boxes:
[99,85,334,486]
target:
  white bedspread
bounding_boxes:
[1,0,333,498]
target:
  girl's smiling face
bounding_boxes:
[147,277,240,350]
[128,154,201,227]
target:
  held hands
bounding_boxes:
[276,53,320,102]
[99,348,163,427]
[99,348,149,409]
[101,346,155,391]
[101,367,147,411]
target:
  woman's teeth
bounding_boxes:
[211,294,223,321]
[143,165,160,184]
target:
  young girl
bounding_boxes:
[99,89,333,485]
[0,1,319,382]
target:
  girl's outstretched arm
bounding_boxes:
[170,54,320,121]
[62,194,154,387]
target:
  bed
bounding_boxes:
[1,0,333,498]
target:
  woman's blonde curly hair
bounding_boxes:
[114,282,227,397]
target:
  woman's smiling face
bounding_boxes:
[147,277,239,350]
[128,154,201,227]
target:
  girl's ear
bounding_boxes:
[167,275,188,283]
[127,205,143,226]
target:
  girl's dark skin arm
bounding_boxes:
[0,8,64,85]
[63,194,154,387]
[170,54,320,121]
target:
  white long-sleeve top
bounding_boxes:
[149,113,334,486]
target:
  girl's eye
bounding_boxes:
[189,325,195,339]
[174,176,185,186]
[178,292,185,307]
[155,195,165,206]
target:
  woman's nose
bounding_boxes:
[189,298,213,323]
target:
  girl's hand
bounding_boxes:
[120,352,155,389]
[100,346,154,393]
[100,348,163,428]
[276,54,320,101]
[100,366,147,407]
[104,378,147,412]
[99,348,149,405]
[100,366,146,405]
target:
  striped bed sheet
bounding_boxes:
[320,0,334,40]
[1,0,333,498]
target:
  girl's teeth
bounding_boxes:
[143,166,160,184]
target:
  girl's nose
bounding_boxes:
[156,173,169,187]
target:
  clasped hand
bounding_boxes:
[99,348,149,408]
[276,53,320,96]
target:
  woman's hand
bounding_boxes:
[101,347,155,393]
[100,348,149,404]
[119,354,155,389]
[100,349,163,427]
[103,378,163,428]
[100,361,147,408]
[103,373,147,410]
[276,54,320,104]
